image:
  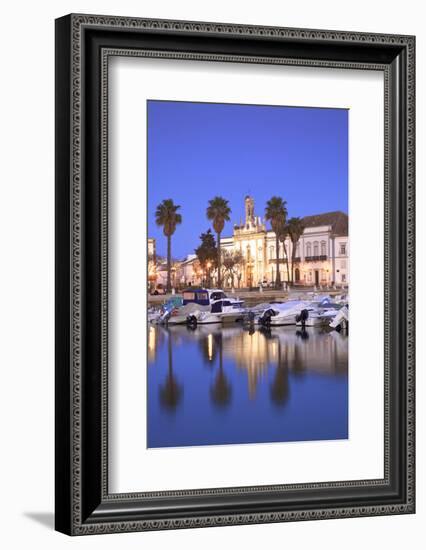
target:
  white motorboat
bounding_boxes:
[166,303,209,325]
[258,300,313,327]
[295,297,342,327]
[148,307,161,323]
[329,305,349,331]
[149,296,183,324]
[189,298,245,325]
[161,288,244,326]
[295,308,338,327]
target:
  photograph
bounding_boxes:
[52,10,415,537]
[146,100,349,448]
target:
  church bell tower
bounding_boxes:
[245,195,255,227]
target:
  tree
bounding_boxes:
[155,199,182,293]
[287,217,305,283]
[279,225,291,284]
[194,229,217,287]
[206,197,231,288]
[265,196,288,288]
[221,249,245,288]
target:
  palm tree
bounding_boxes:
[155,199,182,293]
[265,197,287,288]
[206,197,231,288]
[279,224,291,284]
[287,217,305,283]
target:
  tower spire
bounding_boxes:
[244,195,255,226]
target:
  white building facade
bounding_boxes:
[220,196,349,288]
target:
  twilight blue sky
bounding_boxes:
[148,100,348,259]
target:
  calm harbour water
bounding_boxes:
[147,324,348,448]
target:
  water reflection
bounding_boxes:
[158,332,183,412]
[210,337,232,408]
[270,363,290,407]
[148,325,348,448]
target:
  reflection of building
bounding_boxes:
[221,328,348,397]
[222,330,271,398]
[221,196,349,288]
[147,325,348,407]
[148,325,157,362]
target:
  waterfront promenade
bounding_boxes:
[147,287,346,306]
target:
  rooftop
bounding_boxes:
[301,211,348,236]
[222,211,348,240]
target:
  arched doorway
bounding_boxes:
[295,268,300,282]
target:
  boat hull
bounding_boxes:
[269,315,299,326]
[195,313,222,324]
[221,312,244,323]
[167,315,189,325]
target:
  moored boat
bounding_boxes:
[329,304,349,331]
[258,300,313,327]
[163,288,245,326]
[189,298,245,325]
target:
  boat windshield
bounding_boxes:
[210,291,227,301]
[182,290,210,305]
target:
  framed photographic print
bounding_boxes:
[55,14,415,535]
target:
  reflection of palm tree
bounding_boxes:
[292,341,306,377]
[210,335,232,407]
[270,342,290,407]
[270,366,290,406]
[159,331,183,411]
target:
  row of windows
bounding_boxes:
[305,241,327,257]
[305,241,347,256]
[267,241,332,258]
[254,241,347,260]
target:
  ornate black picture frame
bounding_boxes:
[55,13,415,535]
